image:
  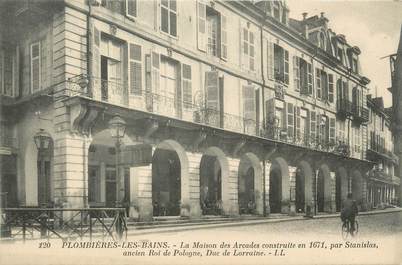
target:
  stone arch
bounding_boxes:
[335,167,348,212]
[152,139,189,217]
[238,152,263,215]
[317,164,332,212]
[199,146,231,215]
[268,156,289,214]
[295,160,313,214]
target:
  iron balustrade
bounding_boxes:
[337,99,353,116]
[1,208,127,242]
[67,75,351,157]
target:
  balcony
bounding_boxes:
[67,75,353,158]
[352,105,369,123]
[337,99,353,117]
[367,138,398,164]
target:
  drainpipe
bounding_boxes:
[87,3,93,96]
[260,14,267,217]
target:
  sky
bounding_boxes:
[286,0,402,107]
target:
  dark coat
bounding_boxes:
[341,198,358,220]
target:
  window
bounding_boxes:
[102,0,124,14]
[243,28,255,71]
[319,32,326,50]
[182,64,192,108]
[126,0,137,18]
[352,58,358,74]
[31,42,41,92]
[315,68,333,102]
[161,0,177,37]
[273,2,280,20]
[1,47,16,97]
[337,47,344,64]
[274,44,289,84]
[207,7,218,56]
[129,43,142,95]
[197,3,227,60]
[293,56,312,95]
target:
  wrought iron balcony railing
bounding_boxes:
[67,75,352,157]
[352,105,369,122]
[337,98,353,117]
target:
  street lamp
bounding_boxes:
[34,129,52,210]
[34,129,52,151]
[108,115,126,208]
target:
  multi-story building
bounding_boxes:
[366,95,399,208]
[0,0,392,220]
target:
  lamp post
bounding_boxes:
[34,129,52,208]
[108,115,126,208]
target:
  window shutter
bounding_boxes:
[293,56,300,91]
[267,40,274,80]
[197,1,206,52]
[243,85,256,134]
[205,71,220,127]
[126,0,137,18]
[321,72,328,101]
[284,49,289,84]
[249,31,255,71]
[310,110,316,144]
[129,43,142,95]
[151,52,160,93]
[243,85,256,121]
[265,98,276,126]
[329,117,336,144]
[307,63,313,95]
[30,42,41,92]
[220,14,227,60]
[182,64,192,108]
[241,27,248,70]
[343,81,349,101]
[287,102,294,140]
[315,68,321,99]
[328,74,334,103]
[3,48,14,97]
[295,106,301,141]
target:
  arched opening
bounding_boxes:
[88,129,133,207]
[317,164,331,213]
[238,153,263,215]
[199,147,229,216]
[269,157,289,214]
[295,161,313,214]
[200,155,222,215]
[152,148,181,216]
[335,167,348,212]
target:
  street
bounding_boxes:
[0,211,401,265]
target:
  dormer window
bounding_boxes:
[319,32,326,50]
[273,2,280,20]
[337,47,344,65]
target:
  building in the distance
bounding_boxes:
[0,0,397,220]
[366,95,399,208]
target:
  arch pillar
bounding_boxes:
[264,162,271,215]
[185,152,203,218]
[289,166,297,215]
[226,157,240,216]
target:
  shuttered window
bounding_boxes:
[31,42,41,92]
[267,40,274,80]
[295,106,301,141]
[161,0,177,37]
[129,43,142,95]
[243,85,256,121]
[242,28,255,71]
[315,68,321,99]
[284,50,289,84]
[307,63,313,95]
[126,0,137,18]
[287,102,294,139]
[220,15,227,60]
[3,48,14,97]
[152,52,160,93]
[328,74,334,103]
[310,110,316,143]
[329,117,336,144]
[197,1,206,51]
[182,64,192,108]
[205,71,220,127]
[293,56,300,91]
[249,31,255,71]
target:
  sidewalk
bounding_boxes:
[126,207,402,236]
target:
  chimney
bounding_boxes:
[302,12,308,20]
[320,12,325,18]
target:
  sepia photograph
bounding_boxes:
[0,0,401,264]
